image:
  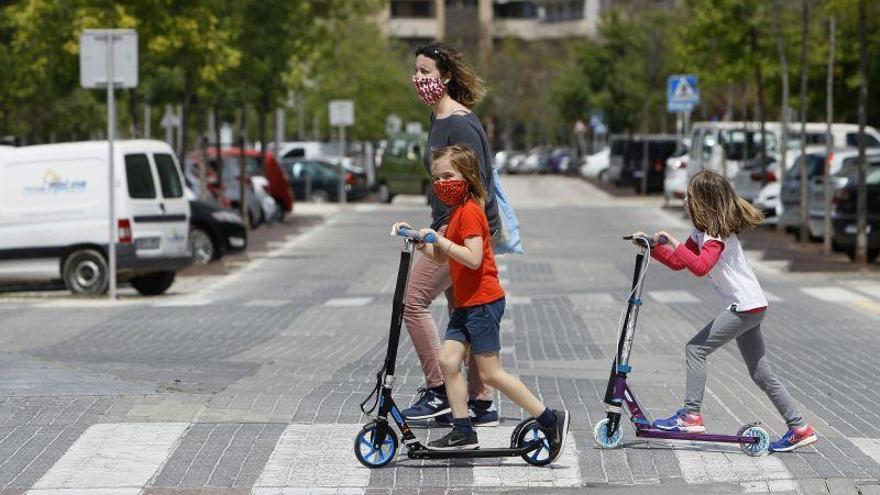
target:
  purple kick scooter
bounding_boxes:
[592,234,771,457]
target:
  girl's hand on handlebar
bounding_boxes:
[418,228,440,244]
[630,231,648,246]
[653,231,679,248]
[392,221,414,236]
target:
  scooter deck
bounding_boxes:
[635,427,757,444]
[408,443,540,459]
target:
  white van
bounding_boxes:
[0,140,192,295]
[686,121,880,186]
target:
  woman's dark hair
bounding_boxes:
[415,42,486,109]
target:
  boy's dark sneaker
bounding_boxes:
[435,400,500,427]
[546,409,570,462]
[769,424,817,452]
[427,428,479,450]
[401,387,451,420]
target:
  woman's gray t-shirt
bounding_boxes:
[424,112,500,235]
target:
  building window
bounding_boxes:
[542,1,585,22]
[494,1,538,19]
[391,0,435,18]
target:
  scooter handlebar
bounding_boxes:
[622,234,668,247]
[398,227,437,244]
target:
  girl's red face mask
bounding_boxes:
[433,179,469,207]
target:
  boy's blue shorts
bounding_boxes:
[444,297,505,355]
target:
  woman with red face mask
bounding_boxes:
[398,43,502,426]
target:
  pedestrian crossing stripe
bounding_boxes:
[648,290,702,304]
[11,421,843,492]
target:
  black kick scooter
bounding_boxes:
[354,227,554,468]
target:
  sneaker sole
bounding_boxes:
[771,434,817,452]
[404,407,452,421]
[550,412,571,463]
[427,443,479,451]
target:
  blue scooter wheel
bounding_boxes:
[593,418,623,449]
[515,419,553,466]
[354,422,398,468]
[737,423,770,457]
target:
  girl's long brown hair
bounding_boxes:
[431,145,486,204]
[687,171,764,238]
[415,42,486,109]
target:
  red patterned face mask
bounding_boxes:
[433,179,469,207]
[412,76,447,106]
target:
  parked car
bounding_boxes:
[188,200,247,265]
[547,147,575,174]
[663,142,690,204]
[687,121,880,185]
[184,158,265,228]
[831,161,880,262]
[605,135,677,193]
[755,181,781,224]
[494,150,525,173]
[0,140,191,295]
[780,148,880,237]
[579,147,610,180]
[283,158,369,202]
[186,147,294,224]
[374,132,429,203]
[502,152,528,174]
[733,146,825,203]
[521,146,552,174]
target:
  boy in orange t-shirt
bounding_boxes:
[394,145,570,456]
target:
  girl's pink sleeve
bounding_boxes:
[672,238,724,276]
[650,243,687,270]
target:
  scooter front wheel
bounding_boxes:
[514,419,553,466]
[593,418,623,449]
[354,421,399,468]
[737,423,770,457]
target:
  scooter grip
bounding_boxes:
[398,227,437,243]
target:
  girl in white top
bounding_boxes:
[632,170,817,453]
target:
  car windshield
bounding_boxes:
[835,156,880,179]
[786,154,826,180]
[721,129,778,160]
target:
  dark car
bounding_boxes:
[625,136,678,193]
[188,200,248,265]
[282,158,369,202]
[831,160,880,263]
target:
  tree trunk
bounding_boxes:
[798,0,810,244]
[855,0,869,263]
[259,93,269,172]
[823,16,835,254]
[750,26,768,188]
[180,72,192,167]
[773,0,791,233]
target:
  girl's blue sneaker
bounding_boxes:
[652,408,706,433]
[769,424,817,452]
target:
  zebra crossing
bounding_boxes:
[11,420,880,493]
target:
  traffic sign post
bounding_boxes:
[80,29,138,300]
[329,100,354,204]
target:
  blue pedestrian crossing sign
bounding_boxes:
[667,74,699,112]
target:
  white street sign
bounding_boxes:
[329,100,355,127]
[80,29,138,89]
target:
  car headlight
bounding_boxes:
[212,211,243,223]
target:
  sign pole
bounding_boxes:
[339,125,346,204]
[106,33,117,300]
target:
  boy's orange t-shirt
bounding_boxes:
[444,199,505,308]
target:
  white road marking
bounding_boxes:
[764,291,783,303]
[801,287,867,303]
[507,296,532,305]
[324,297,373,307]
[471,426,581,487]
[851,437,880,465]
[244,299,292,307]
[648,290,701,304]
[253,424,368,492]
[152,298,214,307]
[27,423,188,494]
[850,283,880,300]
[674,446,797,492]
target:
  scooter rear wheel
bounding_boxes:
[737,423,770,457]
[354,421,399,468]
[593,418,623,449]
[514,419,553,466]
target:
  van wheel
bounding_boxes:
[62,249,108,295]
[130,271,176,296]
